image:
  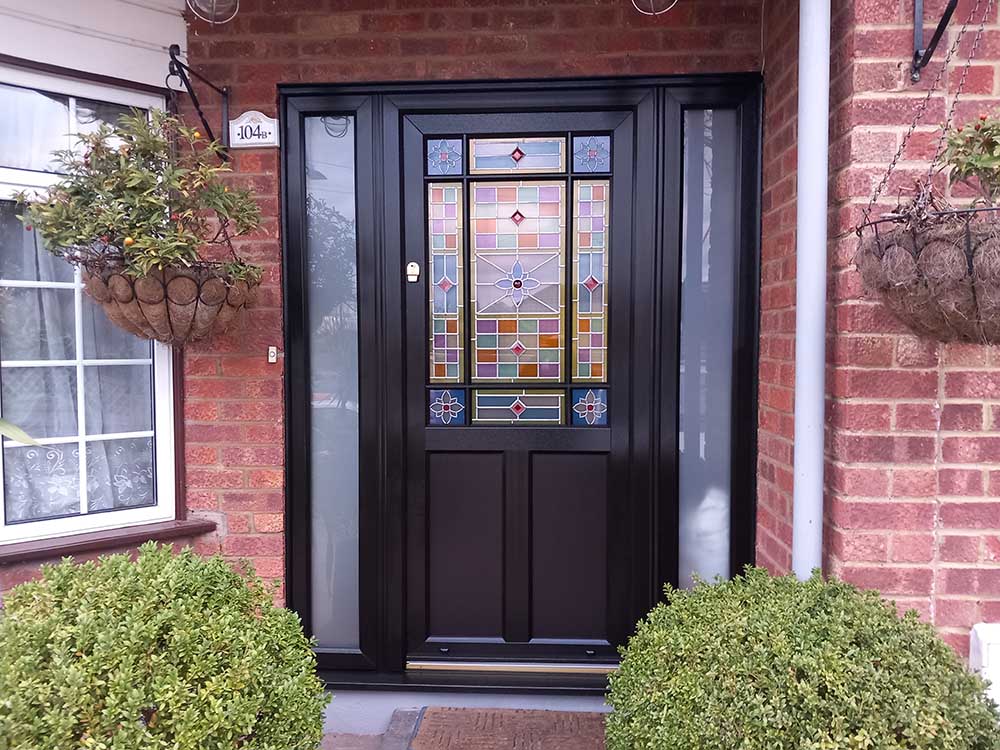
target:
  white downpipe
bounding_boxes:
[792,0,831,580]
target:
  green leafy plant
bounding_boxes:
[606,568,1000,750]
[0,543,330,749]
[18,109,262,282]
[943,113,1000,205]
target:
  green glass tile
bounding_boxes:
[477,334,498,347]
[578,364,591,378]
[433,319,446,333]
[580,185,592,201]
[499,364,518,378]
[518,319,538,333]
[498,234,517,249]
[444,187,457,202]
[539,349,560,363]
[518,186,538,202]
[432,235,445,249]
[592,232,605,247]
[590,319,603,333]
[446,364,459,378]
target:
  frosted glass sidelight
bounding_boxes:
[678,110,738,588]
[304,115,361,650]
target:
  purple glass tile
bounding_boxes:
[579,349,591,362]
[579,202,591,217]
[477,364,498,378]
[447,350,459,362]
[432,219,445,234]
[592,334,604,347]
[539,234,560,248]
[477,320,498,333]
[475,187,496,202]
[538,186,560,202]
[592,217,605,231]
[539,363,560,378]
[444,204,457,218]
[434,334,446,347]
[538,319,560,333]
[477,233,497,249]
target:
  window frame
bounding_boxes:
[0,65,175,545]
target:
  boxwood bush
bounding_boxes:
[607,568,1000,750]
[0,543,329,749]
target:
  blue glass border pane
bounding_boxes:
[572,135,611,173]
[427,139,463,176]
[429,389,466,425]
[571,388,608,426]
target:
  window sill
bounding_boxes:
[0,518,217,565]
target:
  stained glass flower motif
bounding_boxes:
[571,388,608,426]
[429,389,466,425]
[573,135,611,173]
[494,259,541,308]
[427,139,463,176]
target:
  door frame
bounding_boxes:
[281,75,762,683]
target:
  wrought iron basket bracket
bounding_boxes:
[912,0,959,82]
[166,43,231,160]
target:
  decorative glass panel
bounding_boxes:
[304,114,361,650]
[428,183,464,382]
[427,138,463,176]
[573,135,611,173]
[471,181,565,381]
[429,389,466,426]
[571,388,608,426]
[678,109,738,588]
[469,138,565,174]
[473,389,564,424]
[572,181,609,382]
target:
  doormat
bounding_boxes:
[408,707,606,750]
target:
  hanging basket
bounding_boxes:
[856,209,1000,343]
[80,257,259,347]
[855,0,1000,344]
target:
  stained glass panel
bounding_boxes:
[473,389,564,424]
[428,183,464,382]
[471,181,565,381]
[427,138,463,176]
[572,180,609,381]
[469,138,565,174]
[429,389,466,426]
[573,135,611,173]
[571,388,608,426]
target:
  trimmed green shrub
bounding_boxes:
[0,543,329,750]
[607,568,1000,750]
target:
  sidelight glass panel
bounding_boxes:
[572,180,609,382]
[428,183,464,382]
[471,181,565,381]
[678,109,738,589]
[304,114,360,649]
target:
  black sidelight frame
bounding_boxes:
[281,75,762,683]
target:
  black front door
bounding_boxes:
[282,78,761,678]
[402,109,646,668]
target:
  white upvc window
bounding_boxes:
[0,64,175,545]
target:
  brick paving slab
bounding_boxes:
[409,707,606,750]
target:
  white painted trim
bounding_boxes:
[0,63,164,109]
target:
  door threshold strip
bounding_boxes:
[405,660,618,674]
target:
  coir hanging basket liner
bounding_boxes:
[81,262,258,347]
[856,219,1000,343]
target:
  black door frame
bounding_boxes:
[281,75,762,683]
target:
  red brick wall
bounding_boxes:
[756,0,800,575]
[827,0,1000,654]
[178,0,765,600]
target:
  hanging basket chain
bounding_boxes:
[860,0,990,230]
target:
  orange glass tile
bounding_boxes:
[498,320,518,333]
[591,363,603,378]
[539,334,560,348]
[478,349,498,363]
[518,363,539,377]
[446,319,458,333]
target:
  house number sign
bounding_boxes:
[228,111,279,148]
